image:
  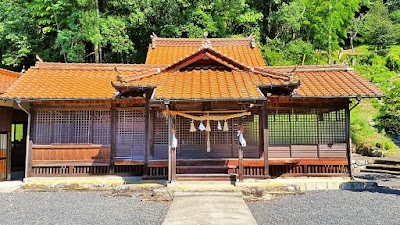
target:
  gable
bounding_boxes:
[165,48,250,72]
[145,37,266,67]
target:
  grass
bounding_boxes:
[350,99,400,156]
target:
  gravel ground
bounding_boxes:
[0,191,169,225]
[249,189,400,225]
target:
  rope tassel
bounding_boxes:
[223,120,229,131]
[205,120,211,132]
[190,120,196,132]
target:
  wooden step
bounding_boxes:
[176,174,236,181]
[360,169,400,175]
[366,164,400,172]
[177,160,228,167]
[177,165,234,174]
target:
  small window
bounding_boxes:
[11,124,24,142]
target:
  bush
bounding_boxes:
[360,53,377,65]
[385,54,400,71]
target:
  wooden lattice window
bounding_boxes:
[73,111,91,144]
[53,111,73,144]
[34,111,52,145]
[176,116,205,145]
[318,109,346,144]
[33,110,111,145]
[268,113,291,145]
[116,109,145,158]
[268,108,346,145]
[92,111,111,145]
[243,115,259,145]
[153,111,169,145]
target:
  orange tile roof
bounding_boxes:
[115,70,266,100]
[262,65,383,97]
[146,37,266,67]
[2,67,130,100]
[0,68,20,93]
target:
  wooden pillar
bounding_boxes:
[168,115,172,181]
[238,145,244,182]
[238,117,244,182]
[263,100,270,178]
[144,89,151,176]
[110,103,117,174]
[345,99,353,179]
[171,117,176,182]
[167,113,176,183]
[259,109,264,158]
[25,104,33,178]
[6,131,11,180]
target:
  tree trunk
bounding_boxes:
[350,35,354,52]
[328,1,332,65]
[94,44,99,64]
[328,34,332,65]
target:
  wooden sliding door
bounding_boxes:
[0,133,10,181]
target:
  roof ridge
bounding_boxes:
[118,68,161,83]
[0,68,20,77]
[150,36,255,48]
[263,64,351,72]
[35,62,168,71]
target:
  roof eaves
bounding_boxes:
[291,94,384,98]
[151,96,267,102]
[257,80,301,88]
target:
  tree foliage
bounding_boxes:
[360,0,399,51]
[0,0,399,68]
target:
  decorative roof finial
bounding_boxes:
[200,32,212,49]
[150,32,158,49]
[249,33,256,48]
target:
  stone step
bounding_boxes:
[176,173,236,181]
[374,159,400,166]
[366,164,400,171]
[360,168,400,175]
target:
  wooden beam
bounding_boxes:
[263,100,270,178]
[345,99,353,178]
[110,103,117,174]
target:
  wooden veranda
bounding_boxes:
[27,96,352,182]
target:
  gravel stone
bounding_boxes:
[249,189,400,225]
[0,191,170,225]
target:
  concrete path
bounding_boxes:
[0,181,22,193]
[162,192,257,225]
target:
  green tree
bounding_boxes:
[303,0,360,64]
[361,0,399,51]
[378,80,400,136]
